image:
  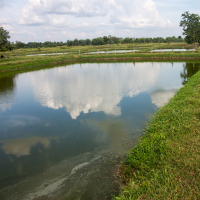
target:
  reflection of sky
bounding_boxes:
[0,62,184,153]
[0,136,58,157]
[0,62,185,197]
[29,63,161,119]
[0,115,40,128]
[27,62,183,119]
[151,89,178,107]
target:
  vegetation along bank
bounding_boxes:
[1,48,200,73]
[115,68,200,199]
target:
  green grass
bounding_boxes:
[1,42,199,56]
[115,70,200,199]
[1,50,200,74]
[0,42,200,74]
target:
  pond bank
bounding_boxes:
[1,52,200,74]
[116,70,200,199]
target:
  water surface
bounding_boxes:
[26,52,68,56]
[151,49,195,52]
[0,61,199,200]
[85,50,138,54]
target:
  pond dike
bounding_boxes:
[1,53,200,73]
[116,70,200,199]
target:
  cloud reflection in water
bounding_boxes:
[30,63,160,119]
[0,136,59,157]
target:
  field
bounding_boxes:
[0,43,200,74]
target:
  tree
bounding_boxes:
[0,26,13,56]
[15,40,26,49]
[103,36,108,44]
[180,12,200,49]
[85,39,91,45]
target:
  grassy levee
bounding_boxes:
[115,71,200,199]
[1,51,200,74]
[0,42,199,74]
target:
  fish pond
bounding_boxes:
[0,61,199,200]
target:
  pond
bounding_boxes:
[0,61,199,200]
[150,49,195,52]
[26,52,68,56]
[85,50,138,54]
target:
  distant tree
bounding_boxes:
[177,36,184,42]
[92,37,104,45]
[15,40,26,49]
[67,40,73,46]
[103,36,108,44]
[145,38,151,43]
[165,37,172,43]
[122,37,133,44]
[78,39,85,46]
[0,26,13,56]
[180,12,200,49]
[73,39,79,46]
[85,39,91,45]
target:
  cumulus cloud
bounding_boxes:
[19,0,172,30]
[109,0,173,28]
[19,0,108,26]
[0,18,13,31]
[10,30,38,38]
[2,24,14,31]
[61,31,87,39]
[0,18,9,24]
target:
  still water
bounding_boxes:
[85,50,138,54]
[151,49,195,52]
[26,53,68,56]
[0,62,199,200]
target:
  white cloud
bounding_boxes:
[2,24,14,31]
[48,14,69,27]
[95,31,103,36]
[109,0,173,28]
[0,18,14,31]
[18,0,172,30]
[61,31,87,39]
[108,30,114,34]
[75,23,90,28]
[19,0,109,26]
[10,30,38,38]
[0,18,9,24]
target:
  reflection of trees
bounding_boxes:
[0,76,16,93]
[0,75,16,105]
[180,63,200,85]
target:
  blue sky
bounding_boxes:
[0,0,199,43]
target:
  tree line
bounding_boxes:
[13,36,184,49]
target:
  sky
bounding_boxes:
[0,0,199,43]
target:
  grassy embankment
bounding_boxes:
[0,43,200,74]
[115,70,200,199]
